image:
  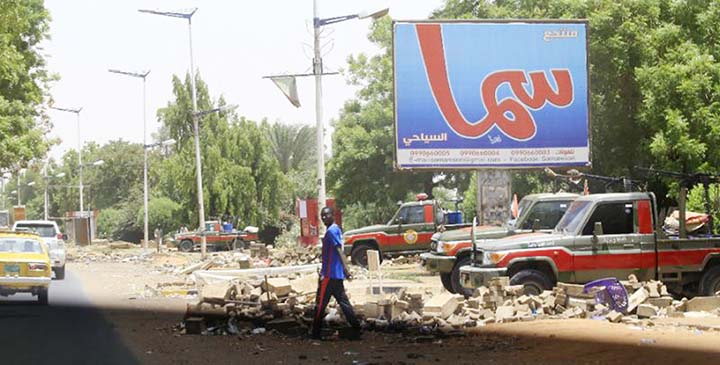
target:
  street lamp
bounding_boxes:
[311,3,388,233]
[41,172,66,220]
[51,106,85,215]
[108,68,151,248]
[139,7,209,257]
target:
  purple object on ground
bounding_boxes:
[583,277,629,313]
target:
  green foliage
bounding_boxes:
[137,196,181,235]
[341,201,398,231]
[265,122,316,174]
[687,183,720,229]
[0,0,54,170]
[97,204,139,241]
[156,73,286,229]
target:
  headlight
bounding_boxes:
[483,251,508,265]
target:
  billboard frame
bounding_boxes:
[392,19,591,171]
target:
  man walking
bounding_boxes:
[311,206,361,340]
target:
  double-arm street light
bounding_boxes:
[51,106,86,215]
[291,2,388,234]
[139,7,212,257]
[34,171,66,220]
[109,68,152,249]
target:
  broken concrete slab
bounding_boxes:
[627,287,649,314]
[686,296,720,312]
[607,310,623,323]
[637,304,659,318]
[647,297,673,308]
[289,274,318,295]
[424,293,463,319]
[495,305,515,321]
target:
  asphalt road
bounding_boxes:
[0,269,139,364]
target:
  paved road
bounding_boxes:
[0,269,139,364]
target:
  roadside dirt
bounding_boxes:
[68,261,720,364]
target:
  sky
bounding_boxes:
[43,0,444,160]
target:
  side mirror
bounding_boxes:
[531,218,541,232]
[62,234,68,241]
[396,200,403,207]
[396,216,405,225]
[592,222,603,244]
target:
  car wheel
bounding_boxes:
[179,240,194,252]
[351,244,380,268]
[700,265,720,296]
[440,272,455,293]
[38,288,49,305]
[510,269,553,296]
[450,256,474,297]
[54,266,66,280]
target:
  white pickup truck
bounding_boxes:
[13,220,68,280]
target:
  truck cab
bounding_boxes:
[460,192,720,297]
[422,193,578,294]
[343,194,460,267]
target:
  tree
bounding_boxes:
[328,17,470,218]
[265,122,316,174]
[156,73,286,229]
[0,0,54,170]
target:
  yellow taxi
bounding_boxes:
[0,231,52,304]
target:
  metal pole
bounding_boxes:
[187,17,207,258]
[44,165,49,220]
[143,76,149,250]
[313,0,327,237]
[78,111,84,214]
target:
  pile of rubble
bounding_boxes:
[181,273,720,337]
[67,244,155,264]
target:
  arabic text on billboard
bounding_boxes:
[393,21,590,169]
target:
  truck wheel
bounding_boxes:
[38,288,49,305]
[54,266,65,280]
[510,269,553,296]
[440,272,455,294]
[450,257,474,297]
[700,265,720,296]
[179,240,194,252]
[351,244,380,267]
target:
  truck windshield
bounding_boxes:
[554,201,593,234]
[15,224,56,238]
[0,238,43,253]
[509,198,533,227]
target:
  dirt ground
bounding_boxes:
[64,260,720,365]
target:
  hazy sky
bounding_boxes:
[43,0,444,160]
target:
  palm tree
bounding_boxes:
[266,123,316,173]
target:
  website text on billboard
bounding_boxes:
[393,21,590,169]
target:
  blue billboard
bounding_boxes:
[393,21,590,169]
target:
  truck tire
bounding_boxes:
[440,273,455,293]
[351,244,380,268]
[54,265,65,280]
[179,240,194,252]
[700,265,720,296]
[38,288,49,305]
[450,256,474,297]
[510,269,553,296]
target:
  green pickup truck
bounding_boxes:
[460,192,720,297]
[343,195,470,267]
[422,193,578,294]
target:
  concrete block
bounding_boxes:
[466,298,480,309]
[637,304,658,318]
[517,295,531,305]
[646,282,660,298]
[290,274,318,295]
[262,277,292,297]
[567,297,593,311]
[200,282,231,302]
[554,293,568,307]
[504,285,525,297]
[627,287,649,313]
[424,293,463,319]
[362,302,382,319]
[606,310,623,323]
[495,305,515,321]
[557,283,588,298]
[686,296,720,312]
[647,297,673,308]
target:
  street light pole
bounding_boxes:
[109,68,151,249]
[139,7,208,258]
[51,106,83,215]
[313,0,327,235]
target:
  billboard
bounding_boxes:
[393,21,590,169]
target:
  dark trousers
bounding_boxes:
[311,278,360,337]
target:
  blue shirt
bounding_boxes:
[321,224,345,280]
